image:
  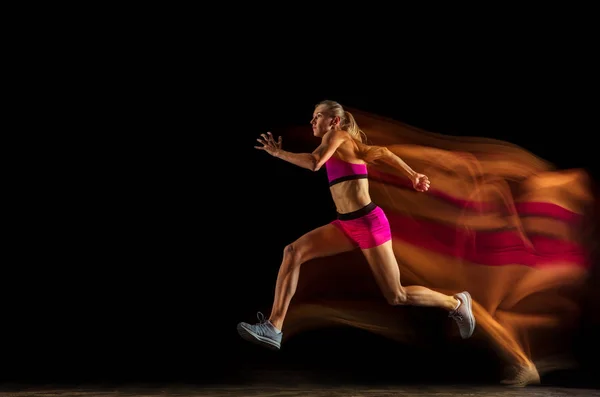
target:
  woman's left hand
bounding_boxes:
[255,132,282,156]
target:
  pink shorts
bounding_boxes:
[331,202,392,249]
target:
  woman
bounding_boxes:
[237,100,475,350]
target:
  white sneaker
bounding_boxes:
[237,312,282,350]
[449,291,476,339]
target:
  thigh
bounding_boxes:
[361,240,404,292]
[292,223,358,262]
[340,206,392,250]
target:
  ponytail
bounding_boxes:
[343,110,389,163]
[343,111,368,143]
[315,100,380,162]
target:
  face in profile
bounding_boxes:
[310,105,338,137]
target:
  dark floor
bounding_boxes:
[2,367,599,396]
[2,311,597,395]
[1,382,599,396]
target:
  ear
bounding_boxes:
[331,115,341,126]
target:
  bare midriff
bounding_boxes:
[329,178,372,214]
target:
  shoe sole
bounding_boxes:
[237,323,281,350]
[460,291,476,339]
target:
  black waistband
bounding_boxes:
[337,202,377,221]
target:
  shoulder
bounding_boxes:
[324,129,351,141]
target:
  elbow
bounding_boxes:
[381,147,393,159]
[311,154,321,171]
[380,147,398,164]
[367,146,392,163]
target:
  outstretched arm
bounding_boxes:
[370,146,430,192]
[377,147,417,178]
[255,130,346,171]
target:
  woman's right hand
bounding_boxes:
[255,132,282,156]
[412,173,430,192]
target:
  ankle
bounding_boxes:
[448,296,460,311]
[269,318,282,332]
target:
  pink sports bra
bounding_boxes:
[325,156,368,187]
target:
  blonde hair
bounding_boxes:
[316,100,368,143]
[316,100,391,163]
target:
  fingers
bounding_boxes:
[265,132,277,145]
[419,175,430,189]
[414,176,430,192]
[256,132,282,151]
[259,132,276,144]
[267,132,282,148]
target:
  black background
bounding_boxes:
[5,24,598,388]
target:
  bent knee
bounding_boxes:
[386,291,408,306]
[283,242,305,266]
